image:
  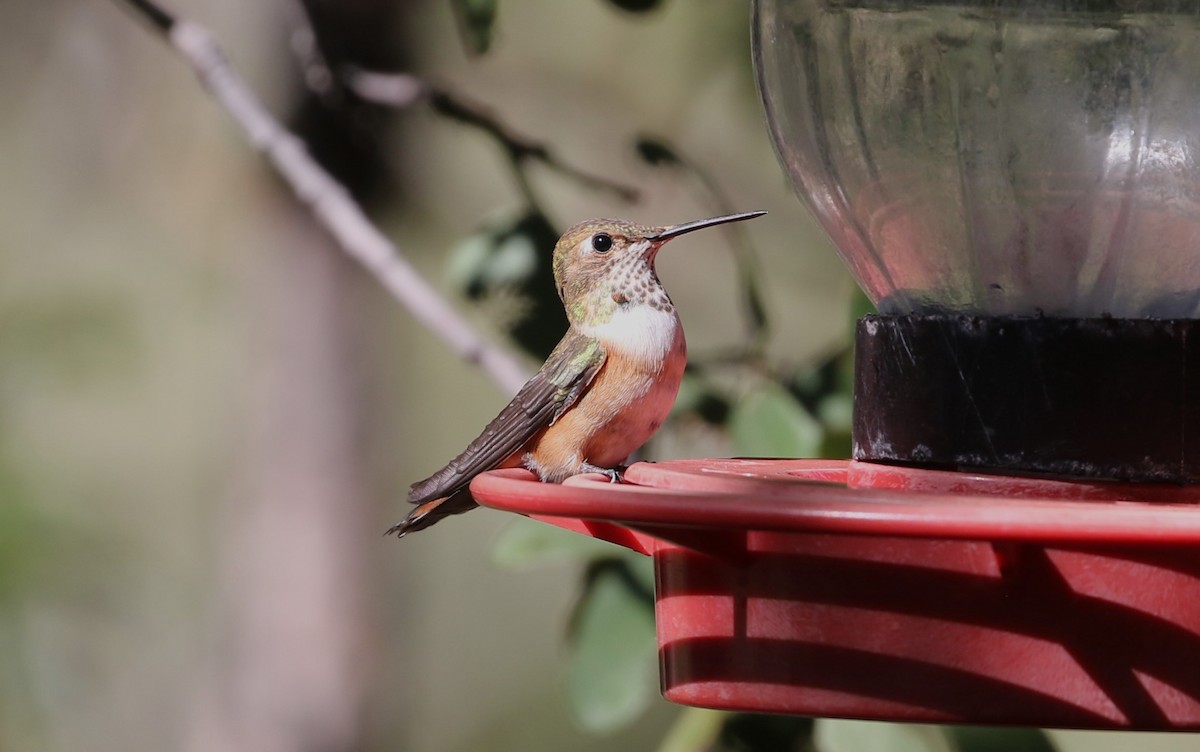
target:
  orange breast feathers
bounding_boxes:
[526,322,686,481]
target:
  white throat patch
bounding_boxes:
[581,304,680,367]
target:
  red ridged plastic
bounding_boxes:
[470,459,1200,728]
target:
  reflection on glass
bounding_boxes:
[754,0,1200,317]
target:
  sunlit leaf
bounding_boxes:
[817,720,955,752]
[817,392,853,434]
[446,231,493,300]
[450,0,498,55]
[491,517,626,568]
[567,559,657,732]
[485,232,538,287]
[506,211,567,359]
[658,708,727,752]
[447,211,566,359]
[729,383,823,458]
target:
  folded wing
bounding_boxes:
[408,332,607,504]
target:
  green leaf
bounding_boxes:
[446,231,493,299]
[817,720,955,752]
[451,0,498,55]
[623,551,655,593]
[0,464,75,605]
[850,285,877,320]
[817,392,853,434]
[729,383,823,458]
[656,708,727,752]
[447,215,542,295]
[505,211,568,360]
[947,727,1057,752]
[669,373,706,416]
[669,374,730,425]
[491,517,627,568]
[567,559,658,732]
[0,295,136,384]
[484,231,538,287]
[447,211,567,359]
[714,713,815,752]
[818,388,854,458]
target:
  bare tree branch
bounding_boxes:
[112,0,532,396]
[282,0,635,205]
[356,74,639,203]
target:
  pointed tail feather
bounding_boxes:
[386,488,479,538]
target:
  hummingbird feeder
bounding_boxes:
[472,0,1200,729]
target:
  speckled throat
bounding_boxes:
[608,243,673,312]
[563,242,673,329]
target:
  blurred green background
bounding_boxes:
[3,1,1198,751]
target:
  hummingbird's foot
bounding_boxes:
[580,462,624,483]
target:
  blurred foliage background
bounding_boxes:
[3,0,1198,751]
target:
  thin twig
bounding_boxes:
[344,70,640,203]
[282,0,635,203]
[112,0,532,396]
[636,137,771,352]
[681,172,770,349]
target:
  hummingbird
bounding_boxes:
[388,210,766,537]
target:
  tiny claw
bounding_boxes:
[581,463,624,484]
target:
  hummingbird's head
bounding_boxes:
[552,211,766,327]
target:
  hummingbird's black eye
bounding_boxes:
[591,233,613,253]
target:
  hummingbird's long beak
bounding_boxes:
[646,210,767,241]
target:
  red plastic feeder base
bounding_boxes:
[470,458,1200,729]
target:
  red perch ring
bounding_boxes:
[470,458,1200,729]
